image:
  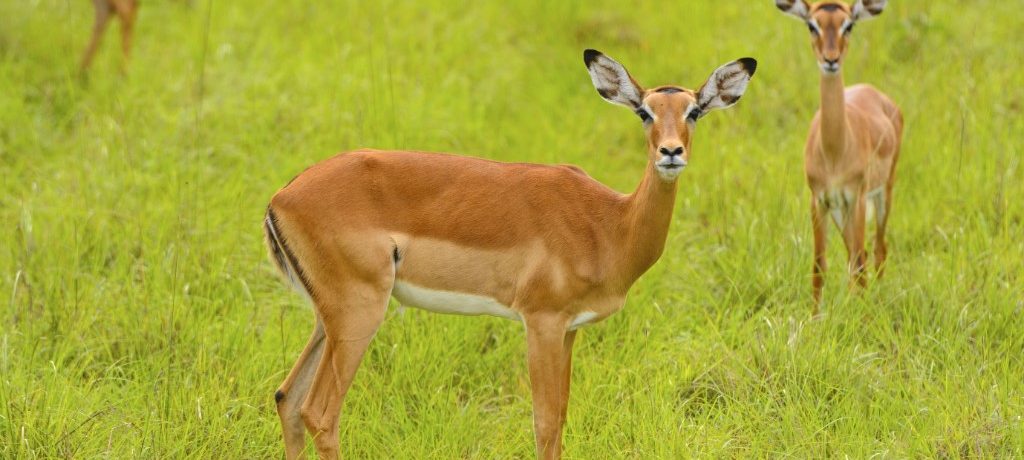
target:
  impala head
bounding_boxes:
[775,0,887,74]
[584,50,756,182]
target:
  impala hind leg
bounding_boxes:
[524,313,574,460]
[277,318,326,460]
[300,279,392,459]
[811,198,828,313]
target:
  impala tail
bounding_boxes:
[264,206,315,301]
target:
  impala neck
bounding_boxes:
[819,72,848,156]
[620,161,678,286]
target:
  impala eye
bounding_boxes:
[843,22,855,35]
[686,108,701,122]
[636,109,652,123]
[807,23,819,35]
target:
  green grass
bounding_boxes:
[1,0,1022,457]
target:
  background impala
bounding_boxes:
[774,0,903,310]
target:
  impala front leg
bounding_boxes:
[524,313,572,460]
[559,330,577,425]
[811,196,828,313]
[842,191,868,289]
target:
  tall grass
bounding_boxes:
[1,0,1021,457]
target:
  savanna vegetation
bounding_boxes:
[1,0,1021,457]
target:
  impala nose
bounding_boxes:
[659,146,683,157]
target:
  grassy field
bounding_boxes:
[1,0,1022,457]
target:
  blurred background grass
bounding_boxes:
[1,0,1021,457]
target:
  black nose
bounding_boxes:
[659,146,683,157]
[824,58,839,66]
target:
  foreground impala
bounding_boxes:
[264,50,756,459]
[775,0,903,310]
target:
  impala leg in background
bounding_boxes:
[277,318,326,460]
[300,277,392,459]
[872,188,890,278]
[80,0,112,71]
[113,0,139,71]
[841,193,868,289]
[525,314,572,460]
[811,198,828,311]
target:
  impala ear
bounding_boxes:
[775,0,810,20]
[851,0,887,21]
[693,58,757,119]
[584,49,645,110]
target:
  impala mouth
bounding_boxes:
[655,159,687,180]
[656,158,687,170]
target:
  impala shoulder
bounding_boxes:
[845,83,880,95]
[558,164,588,176]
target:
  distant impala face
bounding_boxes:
[776,0,888,75]
[807,2,855,74]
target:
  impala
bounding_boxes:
[264,50,756,459]
[775,0,903,310]
[80,0,138,72]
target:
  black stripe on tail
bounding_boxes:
[264,207,317,300]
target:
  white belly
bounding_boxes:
[568,311,599,330]
[392,280,521,321]
[817,186,885,228]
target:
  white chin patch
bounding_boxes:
[820,63,841,74]
[656,165,684,181]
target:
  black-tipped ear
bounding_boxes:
[852,0,887,21]
[694,58,757,118]
[583,49,645,110]
[737,58,758,77]
[775,0,810,20]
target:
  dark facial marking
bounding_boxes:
[655,87,684,94]
[275,390,285,404]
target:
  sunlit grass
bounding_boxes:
[1,0,1022,457]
